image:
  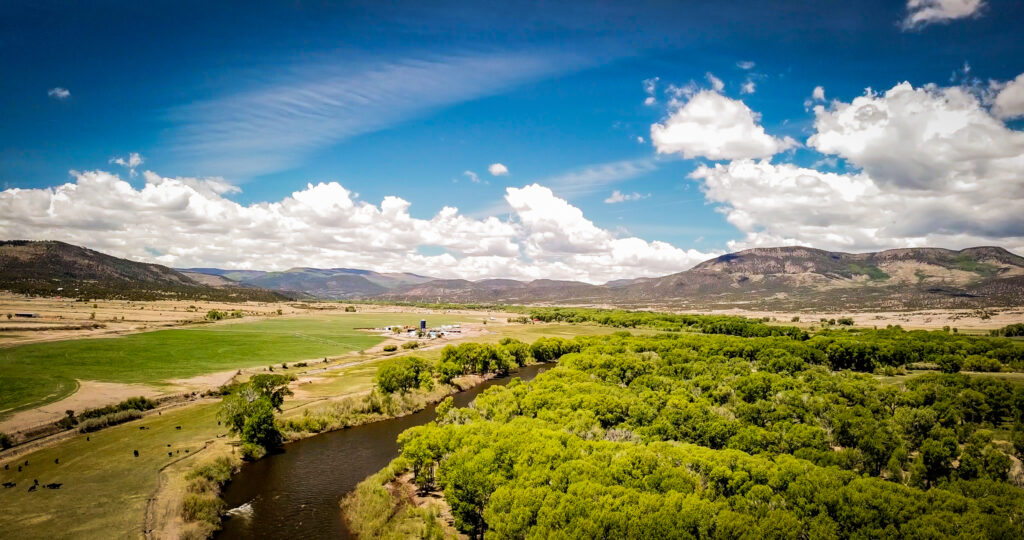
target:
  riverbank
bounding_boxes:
[156,366,534,538]
[342,457,463,539]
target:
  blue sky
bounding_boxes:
[2,0,1023,281]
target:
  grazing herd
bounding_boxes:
[2,424,195,495]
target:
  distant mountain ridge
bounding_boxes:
[376,245,1024,309]
[0,241,288,301]
[5,241,1024,308]
[176,266,436,300]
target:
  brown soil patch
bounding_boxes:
[0,380,163,433]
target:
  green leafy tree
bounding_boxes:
[936,354,963,374]
[375,356,430,394]
[219,374,293,449]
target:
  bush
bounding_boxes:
[78,409,143,432]
[992,323,1024,337]
[180,455,240,530]
[936,354,963,374]
[240,442,267,461]
[791,316,800,322]
[962,355,1003,372]
[402,341,420,350]
[345,305,357,312]
[79,396,157,419]
[0,431,13,449]
[837,317,854,326]
[206,309,244,321]
[383,344,398,352]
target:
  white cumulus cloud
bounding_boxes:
[651,90,797,160]
[902,0,985,29]
[808,81,1024,190]
[688,79,1024,255]
[488,163,509,176]
[992,73,1024,119]
[0,171,716,283]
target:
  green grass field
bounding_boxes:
[0,320,614,538]
[0,401,225,538]
[0,313,466,419]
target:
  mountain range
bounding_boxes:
[3,241,1024,309]
[0,240,286,302]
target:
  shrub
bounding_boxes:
[791,316,800,322]
[56,409,78,429]
[0,431,13,449]
[962,355,1003,372]
[936,354,963,374]
[78,410,143,432]
[79,396,157,419]
[837,317,854,326]
[402,341,420,350]
[240,442,267,461]
[383,344,398,352]
[181,493,225,525]
[345,306,357,312]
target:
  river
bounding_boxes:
[217,363,550,539]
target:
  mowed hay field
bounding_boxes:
[0,312,467,419]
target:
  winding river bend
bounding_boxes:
[217,363,550,539]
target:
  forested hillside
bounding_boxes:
[351,314,1024,538]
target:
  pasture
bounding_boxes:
[0,318,610,538]
[0,312,467,420]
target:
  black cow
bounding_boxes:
[44,483,62,490]
[2,482,15,488]
[133,450,139,457]
[27,485,36,492]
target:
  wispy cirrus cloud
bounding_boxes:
[540,157,660,199]
[169,50,592,179]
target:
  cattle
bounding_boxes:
[168,452,172,457]
[4,464,7,470]
[54,458,59,464]
[2,482,15,488]
[175,426,181,430]
[44,483,62,490]
[133,450,139,457]
[27,485,36,492]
